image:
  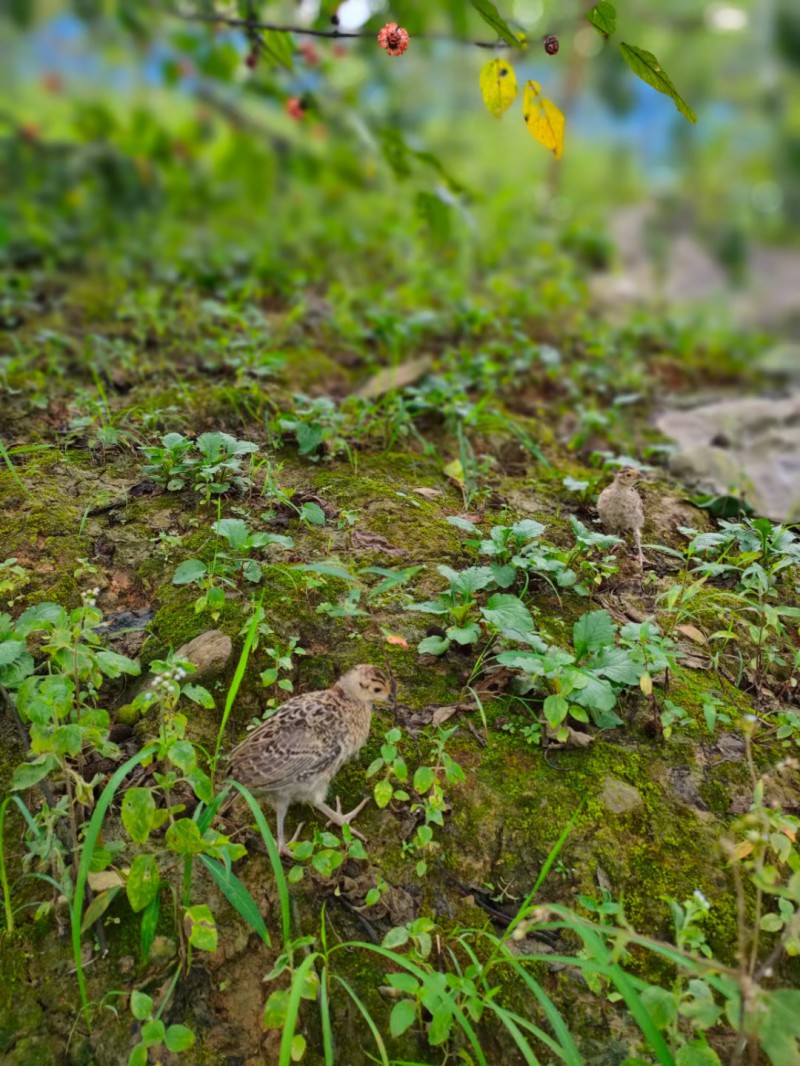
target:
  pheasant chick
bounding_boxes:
[227,665,391,854]
[597,467,646,566]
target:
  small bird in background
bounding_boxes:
[597,467,646,566]
[226,665,392,855]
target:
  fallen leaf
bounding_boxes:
[384,632,409,648]
[431,705,459,727]
[443,458,465,490]
[677,624,708,645]
[352,529,406,556]
[414,487,442,500]
[355,355,433,399]
[546,725,594,749]
[88,870,125,893]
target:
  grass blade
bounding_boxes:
[211,601,261,779]
[199,853,270,945]
[227,780,291,950]
[333,975,390,1066]
[71,744,158,1025]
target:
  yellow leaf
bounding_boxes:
[523,80,565,159]
[479,58,518,118]
[639,672,653,696]
[443,459,465,489]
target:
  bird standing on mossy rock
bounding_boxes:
[597,467,646,566]
[226,665,392,855]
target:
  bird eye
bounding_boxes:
[373,685,382,693]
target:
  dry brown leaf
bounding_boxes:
[384,632,409,648]
[355,355,433,399]
[414,487,442,499]
[677,624,708,645]
[431,705,459,727]
[88,870,125,893]
[352,529,406,556]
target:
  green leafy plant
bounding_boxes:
[498,609,662,736]
[141,431,259,497]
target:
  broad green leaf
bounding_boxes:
[543,694,568,728]
[416,192,451,246]
[573,609,616,659]
[165,818,206,855]
[141,1019,166,1046]
[481,594,537,641]
[295,423,324,456]
[12,756,58,790]
[572,673,619,717]
[588,1,617,35]
[749,988,800,1065]
[479,58,518,118]
[128,1043,148,1066]
[182,683,215,708]
[214,518,250,549]
[300,501,325,526]
[676,1042,721,1066]
[446,622,480,645]
[261,28,294,69]
[382,925,410,949]
[523,81,565,159]
[390,999,417,1038]
[619,43,697,123]
[311,849,343,877]
[173,559,207,585]
[0,639,26,666]
[95,650,140,678]
[167,740,196,773]
[469,0,521,47]
[0,649,34,688]
[130,990,153,1021]
[374,779,394,808]
[15,602,65,635]
[184,904,217,951]
[641,986,678,1030]
[418,635,450,655]
[165,1025,195,1053]
[121,788,157,845]
[413,766,436,794]
[127,853,160,913]
[263,989,290,1029]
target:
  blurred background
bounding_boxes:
[1,0,799,337]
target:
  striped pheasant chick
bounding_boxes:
[227,665,391,854]
[596,466,646,566]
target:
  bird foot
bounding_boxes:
[318,796,370,841]
[280,822,305,859]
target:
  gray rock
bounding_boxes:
[173,630,233,679]
[599,777,643,814]
[657,392,800,521]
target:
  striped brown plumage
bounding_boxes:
[226,664,391,853]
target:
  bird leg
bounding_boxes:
[633,530,645,568]
[315,795,370,842]
[281,822,306,859]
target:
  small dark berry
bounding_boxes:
[245,49,258,68]
[544,34,559,55]
[331,12,339,25]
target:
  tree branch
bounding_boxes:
[173,9,518,49]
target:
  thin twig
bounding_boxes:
[173,9,518,48]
